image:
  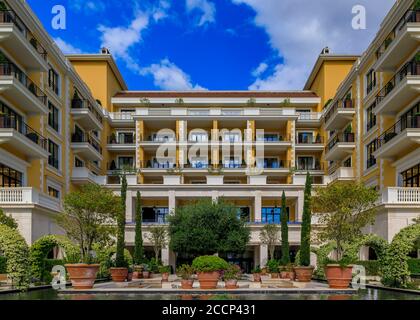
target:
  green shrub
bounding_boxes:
[158,265,171,274]
[266,259,280,273]
[408,258,420,275]
[251,265,261,274]
[148,257,161,273]
[356,260,380,276]
[177,264,194,280]
[0,256,6,274]
[42,259,64,284]
[192,255,229,273]
[223,264,241,281]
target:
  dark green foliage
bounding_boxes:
[266,259,279,273]
[192,255,229,272]
[168,199,250,255]
[300,172,312,266]
[0,256,6,273]
[280,191,290,265]
[133,191,144,265]
[115,175,127,267]
[355,260,380,276]
[0,209,18,229]
[408,258,420,275]
[42,259,64,284]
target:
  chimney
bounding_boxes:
[321,47,330,55]
[101,47,110,54]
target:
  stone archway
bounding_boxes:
[29,235,80,281]
[0,225,30,289]
[381,223,420,288]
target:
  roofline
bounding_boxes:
[66,54,128,91]
[303,54,359,90]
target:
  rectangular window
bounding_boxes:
[48,67,60,95]
[48,186,60,199]
[401,163,420,187]
[297,157,314,170]
[366,102,377,132]
[48,140,59,169]
[117,157,134,169]
[142,207,169,223]
[366,69,376,95]
[261,207,289,224]
[0,163,23,187]
[297,132,314,144]
[366,140,377,169]
[48,102,59,132]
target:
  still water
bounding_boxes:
[1,288,420,300]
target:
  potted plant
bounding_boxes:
[267,259,279,278]
[178,264,194,289]
[294,173,315,282]
[142,263,150,279]
[192,255,229,289]
[280,264,295,281]
[133,264,144,279]
[252,266,261,282]
[127,266,133,282]
[312,182,379,289]
[58,184,122,289]
[223,264,240,289]
[159,265,171,282]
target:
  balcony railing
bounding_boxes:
[296,136,323,144]
[257,160,290,169]
[71,98,103,123]
[376,10,420,59]
[108,135,135,144]
[0,10,47,60]
[0,115,47,150]
[297,112,322,121]
[139,160,176,169]
[71,133,102,154]
[376,57,420,106]
[382,187,420,204]
[375,115,420,150]
[108,112,135,121]
[324,99,354,123]
[0,187,61,211]
[0,62,47,105]
[295,161,323,171]
[326,132,355,152]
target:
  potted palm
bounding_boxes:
[252,266,261,282]
[58,184,122,289]
[159,265,171,282]
[223,264,241,289]
[267,259,280,278]
[312,182,378,289]
[178,264,194,289]
[192,256,229,289]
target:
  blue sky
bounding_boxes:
[27,0,395,91]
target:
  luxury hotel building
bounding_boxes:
[0,0,419,270]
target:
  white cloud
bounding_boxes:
[252,62,268,77]
[54,37,83,54]
[70,0,105,13]
[232,0,395,90]
[186,0,216,26]
[141,59,207,91]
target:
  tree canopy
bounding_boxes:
[168,198,250,255]
[0,208,18,229]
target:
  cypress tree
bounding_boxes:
[133,191,144,265]
[280,191,290,265]
[300,172,313,266]
[115,174,127,267]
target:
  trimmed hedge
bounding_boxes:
[355,260,380,276]
[0,256,6,274]
[408,258,420,275]
[42,259,64,284]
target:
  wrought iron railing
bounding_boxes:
[71,98,103,123]
[71,133,102,154]
[326,132,355,152]
[375,115,420,150]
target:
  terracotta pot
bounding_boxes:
[225,279,238,289]
[142,271,150,279]
[253,273,261,282]
[65,264,99,290]
[110,267,128,282]
[132,271,143,279]
[181,279,194,289]
[325,265,353,289]
[281,271,295,281]
[162,272,169,282]
[127,272,133,282]
[181,294,193,300]
[261,268,267,275]
[270,273,279,279]
[197,271,220,289]
[294,266,314,282]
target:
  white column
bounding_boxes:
[125,190,133,222]
[254,192,262,222]
[161,248,170,265]
[168,190,176,214]
[259,244,268,267]
[296,190,304,222]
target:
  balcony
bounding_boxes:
[295,136,324,151]
[107,112,135,127]
[255,134,292,151]
[71,166,106,185]
[295,160,323,172]
[325,133,355,161]
[107,135,136,152]
[70,99,103,131]
[375,10,420,72]
[374,58,420,115]
[381,187,420,205]
[0,115,49,159]
[324,99,355,130]
[0,10,48,71]
[326,167,355,184]
[373,115,420,160]
[0,62,47,114]
[0,187,61,212]
[296,112,322,128]
[71,133,103,161]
